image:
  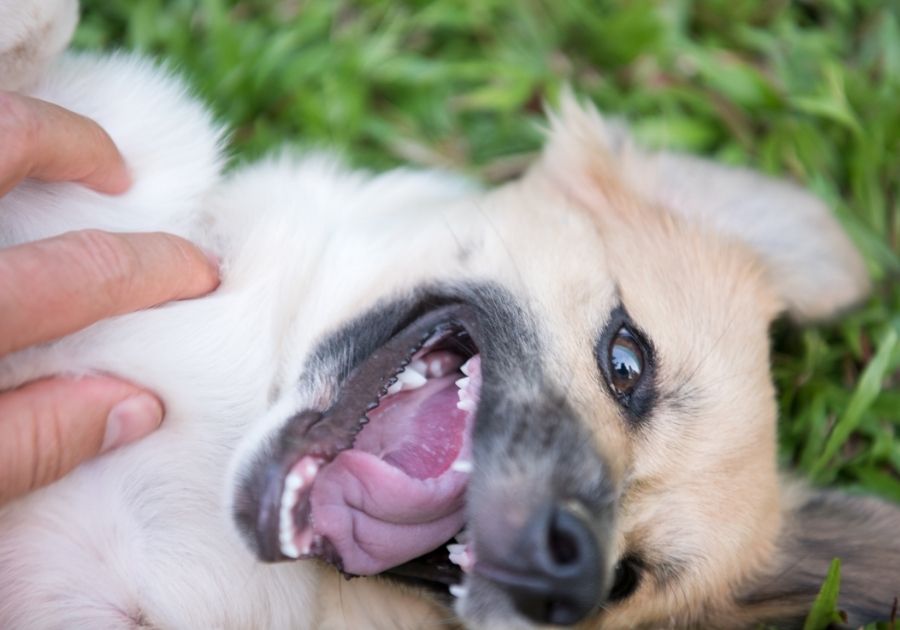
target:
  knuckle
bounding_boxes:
[29,404,65,491]
[0,92,36,168]
[68,230,138,303]
[1,393,66,496]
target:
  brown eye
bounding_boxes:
[596,307,656,419]
[608,328,643,395]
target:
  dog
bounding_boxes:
[1,2,897,628]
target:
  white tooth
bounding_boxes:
[449,553,468,569]
[451,460,473,473]
[397,368,427,389]
[460,358,473,376]
[279,485,298,542]
[455,376,470,390]
[457,399,476,412]
[285,473,303,491]
[386,380,403,395]
[447,543,466,555]
[449,584,468,598]
[429,358,445,377]
[409,359,428,376]
[281,540,300,559]
[303,459,319,479]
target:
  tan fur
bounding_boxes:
[315,574,459,630]
[325,95,890,628]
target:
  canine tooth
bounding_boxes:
[285,472,303,491]
[457,399,476,412]
[280,539,300,559]
[397,368,427,389]
[386,380,403,395]
[451,460,473,473]
[447,543,466,556]
[460,358,473,376]
[303,459,319,479]
[455,376,470,390]
[449,584,468,598]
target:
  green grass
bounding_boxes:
[74,0,898,617]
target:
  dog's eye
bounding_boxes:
[595,306,656,419]
[609,328,643,395]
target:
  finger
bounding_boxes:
[0,91,131,197]
[0,376,163,504]
[0,230,220,355]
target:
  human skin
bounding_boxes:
[0,91,220,504]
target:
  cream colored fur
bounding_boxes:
[0,2,884,629]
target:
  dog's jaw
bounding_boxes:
[232,302,483,576]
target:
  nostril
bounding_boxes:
[543,503,596,576]
[479,501,604,626]
[548,509,580,566]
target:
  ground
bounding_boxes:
[74,0,899,626]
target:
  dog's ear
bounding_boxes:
[732,487,900,629]
[0,0,79,92]
[534,93,870,322]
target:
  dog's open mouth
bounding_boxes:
[239,304,480,581]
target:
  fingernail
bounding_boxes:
[101,393,164,453]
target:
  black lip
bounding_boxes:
[383,545,463,593]
[233,302,480,565]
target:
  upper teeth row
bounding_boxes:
[385,355,477,398]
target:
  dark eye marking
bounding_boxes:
[608,554,644,602]
[595,306,657,420]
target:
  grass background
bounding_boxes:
[73,0,898,622]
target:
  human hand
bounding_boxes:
[0,91,220,504]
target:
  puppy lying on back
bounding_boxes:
[1,2,897,629]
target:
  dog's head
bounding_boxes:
[228,97,870,628]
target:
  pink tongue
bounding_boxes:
[308,371,477,575]
[355,378,464,479]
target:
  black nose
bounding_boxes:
[480,502,604,625]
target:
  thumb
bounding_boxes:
[0,376,163,504]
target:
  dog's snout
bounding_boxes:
[478,501,604,625]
